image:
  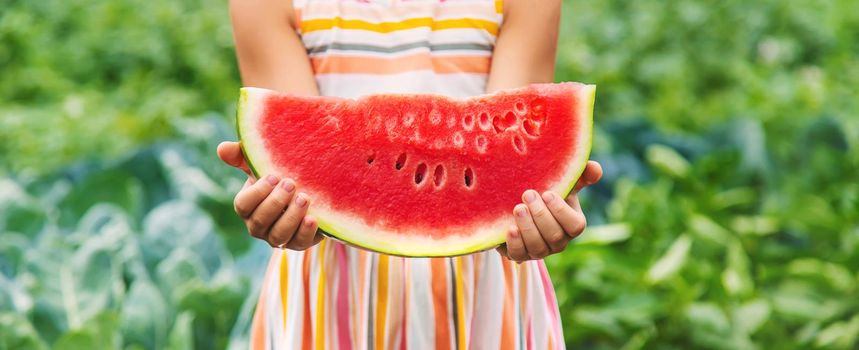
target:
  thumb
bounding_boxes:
[217,141,252,176]
[573,161,603,193]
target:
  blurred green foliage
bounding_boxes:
[1,0,858,349]
[0,0,237,175]
[550,0,859,349]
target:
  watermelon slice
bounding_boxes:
[237,83,595,257]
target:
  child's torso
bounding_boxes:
[293,0,504,98]
[249,2,565,349]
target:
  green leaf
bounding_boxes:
[57,169,144,227]
[0,232,30,280]
[576,223,631,245]
[815,315,859,349]
[646,234,692,283]
[63,232,123,328]
[0,312,48,350]
[574,308,624,339]
[165,312,194,350]
[0,179,47,234]
[620,326,655,350]
[711,187,758,210]
[158,148,230,203]
[0,274,33,314]
[689,214,732,245]
[155,248,208,302]
[51,312,120,350]
[787,259,855,292]
[687,303,729,334]
[141,200,223,273]
[120,279,169,349]
[730,216,779,236]
[733,299,771,335]
[645,144,690,178]
[722,241,753,296]
[686,302,733,348]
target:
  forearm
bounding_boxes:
[230,0,319,95]
[485,0,561,93]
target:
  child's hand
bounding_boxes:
[217,141,324,250]
[497,161,603,262]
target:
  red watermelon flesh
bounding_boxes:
[237,83,594,257]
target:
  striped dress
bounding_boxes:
[249,0,565,349]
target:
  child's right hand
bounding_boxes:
[217,141,324,250]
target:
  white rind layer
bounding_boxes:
[237,85,594,257]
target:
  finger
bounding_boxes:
[269,192,310,248]
[311,232,325,245]
[523,190,568,253]
[242,177,255,189]
[504,225,528,262]
[542,191,587,239]
[234,174,279,218]
[217,141,252,176]
[248,179,297,245]
[573,161,603,192]
[514,204,550,260]
[285,215,319,250]
[567,191,582,212]
[495,244,509,258]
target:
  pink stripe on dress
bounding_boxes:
[335,244,352,350]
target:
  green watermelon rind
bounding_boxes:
[236,85,594,257]
[561,85,595,198]
[237,90,262,179]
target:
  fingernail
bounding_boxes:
[303,216,314,227]
[542,191,555,203]
[281,179,295,192]
[515,206,528,217]
[265,175,278,186]
[295,193,308,207]
[524,190,538,203]
[509,228,519,238]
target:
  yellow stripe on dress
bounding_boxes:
[375,254,389,350]
[315,240,327,350]
[454,257,467,350]
[301,17,499,36]
[279,251,289,331]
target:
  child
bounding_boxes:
[217,0,602,348]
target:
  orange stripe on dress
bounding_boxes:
[431,258,452,350]
[454,257,467,350]
[375,254,390,350]
[302,250,313,350]
[250,253,278,350]
[311,54,491,75]
[500,258,516,349]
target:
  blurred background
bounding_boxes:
[1,0,857,348]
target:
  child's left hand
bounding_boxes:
[497,161,603,262]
